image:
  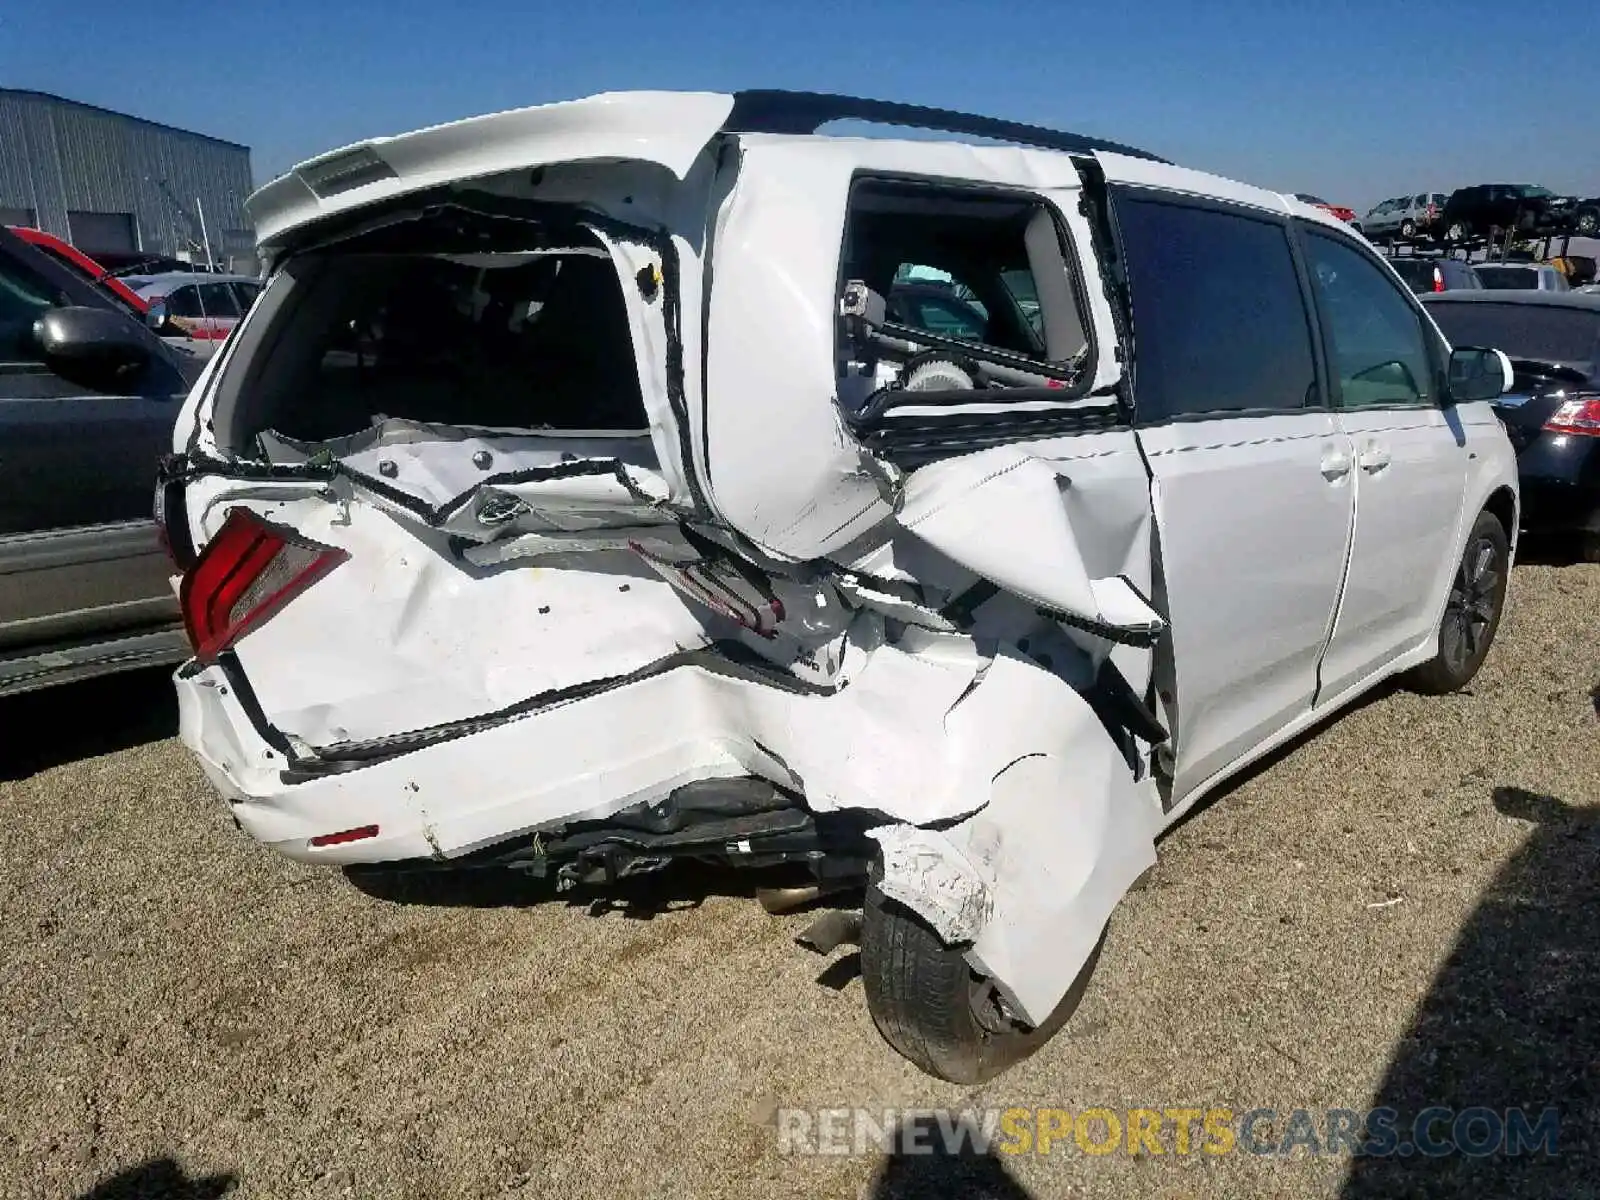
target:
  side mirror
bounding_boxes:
[145,298,168,332]
[1446,345,1514,404]
[32,306,152,389]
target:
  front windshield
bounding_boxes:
[1519,186,1554,199]
[1427,302,1600,370]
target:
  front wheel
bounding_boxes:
[860,885,1102,1083]
[1399,219,1418,240]
[1405,510,1510,694]
[1576,209,1599,237]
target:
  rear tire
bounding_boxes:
[860,885,1102,1083]
[1405,510,1510,694]
[1577,209,1599,237]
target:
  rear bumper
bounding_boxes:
[178,634,1024,865]
[1519,478,1600,536]
[1517,439,1600,535]
[177,657,799,865]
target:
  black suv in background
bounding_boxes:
[1439,184,1578,244]
[0,225,196,696]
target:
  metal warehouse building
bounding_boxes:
[0,89,255,269]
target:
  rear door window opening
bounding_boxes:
[834,178,1098,414]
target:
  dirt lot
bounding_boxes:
[2,555,1596,1200]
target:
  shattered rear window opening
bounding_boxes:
[227,212,653,455]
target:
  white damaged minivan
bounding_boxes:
[160,90,1521,1082]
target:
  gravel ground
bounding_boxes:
[2,556,1595,1200]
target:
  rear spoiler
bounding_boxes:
[246,91,736,251]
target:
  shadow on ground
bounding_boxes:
[1341,785,1599,1198]
[73,1156,234,1199]
[867,1114,1034,1200]
[344,857,863,918]
[1512,532,1598,569]
[0,666,178,781]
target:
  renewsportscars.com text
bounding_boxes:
[776,1105,1561,1158]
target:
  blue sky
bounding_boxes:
[3,0,1596,211]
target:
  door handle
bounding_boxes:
[1320,446,1353,481]
[1358,441,1392,474]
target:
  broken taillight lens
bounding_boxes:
[1543,396,1600,437]
[181,508,348,663]
[153,455,197,570]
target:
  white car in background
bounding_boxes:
[133,271,263,357]
[1473,262,1571,293]
[157,90,1520,1083]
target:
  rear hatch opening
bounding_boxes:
[212,200,670,471]
[172,197,739,754]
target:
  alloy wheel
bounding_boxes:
[1441,536,1500,675]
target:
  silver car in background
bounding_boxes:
[1363,192,1448,243]
[132,272,264,359]
[1474,263,1571,293]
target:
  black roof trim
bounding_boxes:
[0,88,250,152]
[724,90,1169,164]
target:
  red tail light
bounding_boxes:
[1433,268,1445,293]
[181,508,348,663]
[1544,397,1600,437]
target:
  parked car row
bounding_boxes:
[3,92,1596,1088]
[1357,185,1600,246]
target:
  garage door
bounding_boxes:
[67,211,137,254]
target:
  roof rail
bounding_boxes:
[723,90,1169,164]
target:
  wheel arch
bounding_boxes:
[1482,483,1518,548]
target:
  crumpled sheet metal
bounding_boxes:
[261,419,672,535]
[868,824,994,943]
[870,649,1161,1024]
[896,444,1163,637]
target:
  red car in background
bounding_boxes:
[1292,194,1360,227]
[5,226,150,315]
